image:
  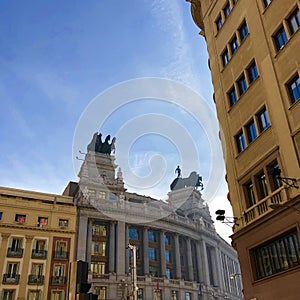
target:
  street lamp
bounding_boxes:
[171,290,177,300]
[269,203,300,215]
[229,273,241,280]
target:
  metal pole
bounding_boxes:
[128,244,137,300]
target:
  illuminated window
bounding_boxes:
[15,214,26,223]
[91,262,106,275]
[38,217,48,226]
[94,286,107,299]
[92,224,107,236]
[58,219,68,227]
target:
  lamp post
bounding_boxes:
[127,244,137,300]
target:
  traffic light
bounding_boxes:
[215,209,225,221]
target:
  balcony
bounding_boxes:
[53,251,69,260]
[2,274,20,284]
[51,276,66,285]
[28,275,44,285]
[7,247,23,258]
[243,186,288,225]
[31,249,47,259]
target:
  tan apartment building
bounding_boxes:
[0,187,76,300]
[187,0,300,299]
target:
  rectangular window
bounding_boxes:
[51,290,64,300]
[55,241,68,259]
[164,233,171,245]
[92,224,107,236]
[288,8,300,35]
[245,181,256,207]
[267,161,283,191]
[91,262,106,274]
[230,35,239,54]
[237,74,248,95]
[91,241,106,256]
[15,214,26,223]
[251,229,300,280]
[216,15,223,31]
[236,131,246,153]
[99,191,106,199]
[58,219,68,228]
[239,20,249,41]
[257,107,270,132]
[246,120,257,143]
[222,48,230,66]
[228,86,238,106]
[0,211,2,220]
[129,228,139,240]
[148,230,157,242]
[273,26,288,51]
[2,290,15,300]
[149,247,156,261]
[223,2,231,18]
[287,73,300,104]
[256,172,268,199]
[94,287,107,300]
[165,250,171,263]
[28,290,41,300]
[263,0,272,8]
[247,61,259,83]
[8,237,23,257]
[38,217,48,227]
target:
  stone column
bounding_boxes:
[186,238,194,282]
[18,235,34,300]
[143,227,149,275]
[174,234,181,279]
[215,247,223,289]
[116,221,126,274]
[77,214,88,261]
[86,218,93,269]
[109,221,116,273]
[0,233,10,275]
[199,239,210,285]
[159,231,166,277]
[196,242,202,282]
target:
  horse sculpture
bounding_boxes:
[87,132,116,155]
[170,171,204,191]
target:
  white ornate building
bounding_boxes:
[64,148,243,300]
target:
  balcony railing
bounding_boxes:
[7,248,23,258]
[53,251,69,260]
[51,276,66,285]
[244,186,288,225]
[31,249,47,259]
[2,274,20,284]
[28,275,44,285]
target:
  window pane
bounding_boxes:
[222,48,230,66]
[288,9,300,34]
[246,121,257,143]
[230,35,239,54]
[248,62,259,83]
[239,21,248,41]
[238,75,247,95]
[287,74,300,104]
[258,107,270,131]
[274,26,288,51]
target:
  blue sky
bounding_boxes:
[0,1,233,240]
